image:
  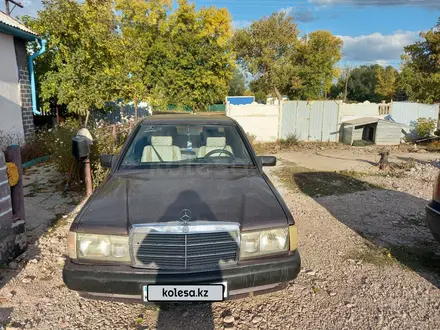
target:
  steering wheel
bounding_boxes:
[204,149,235,159]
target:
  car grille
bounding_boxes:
[130,224,240,270]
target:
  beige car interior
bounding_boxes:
[197,137,233,158]
[141,136,182,162]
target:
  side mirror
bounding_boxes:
[259,156,277,167]
[100,154,117,169]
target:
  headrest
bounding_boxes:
[206,137,226,147]
[152,136,173,146]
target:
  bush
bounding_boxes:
[416,118,437,138]
[42,119,133,189]
[279,134,299,148]
[20,129,55,163]
[427,141,440,152]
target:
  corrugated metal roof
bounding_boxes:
[343,117,380,126]
[0,10,38,37]
[343,117,406,127]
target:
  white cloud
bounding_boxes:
[338,31,421,64]
[281,7,316,23]
[232,20,252,30]
[309,0,440,9]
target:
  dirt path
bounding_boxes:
[277,148,440,173]
[1,157,440,329]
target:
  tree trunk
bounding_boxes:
[379,151,390,171]
[274,86,283,103]
[84,110,91,128]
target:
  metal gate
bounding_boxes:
[280,101,339,142]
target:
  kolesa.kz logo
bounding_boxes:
[162,288,209,298]
[144,284,226,302]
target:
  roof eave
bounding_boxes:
[0,23,38,41]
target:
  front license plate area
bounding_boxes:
[143,282,227,302]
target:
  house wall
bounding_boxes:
[375,121,403,145]
[0,33,24,144]
[14,37,34,139]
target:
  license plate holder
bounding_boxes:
[143,281,228,302]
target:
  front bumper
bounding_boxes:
[63,250,301,302]
[426,201,440,243]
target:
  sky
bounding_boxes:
[3,0,440,68]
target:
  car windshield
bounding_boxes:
[120,124,255,168]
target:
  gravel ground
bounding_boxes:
[1,156,440,330]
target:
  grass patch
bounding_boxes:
[345,243,397,267]
[276,164,377,198]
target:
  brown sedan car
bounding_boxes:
[63,115,300,303]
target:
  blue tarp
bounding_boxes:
[226,96,255,105]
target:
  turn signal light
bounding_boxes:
[289,225,298,251]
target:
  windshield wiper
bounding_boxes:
[224,164,256,168]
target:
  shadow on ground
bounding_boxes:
[284,169,440,288]
[0,164,81,326]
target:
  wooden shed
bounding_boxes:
[342,117,405,146]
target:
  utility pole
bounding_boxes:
[4,0,23,15]
[344,67,350,102]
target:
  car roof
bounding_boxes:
[140,114,236,126]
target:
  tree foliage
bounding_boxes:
[22,0,117,117]
[23,0,233,115]
[233,12,300,99]
[113,0,172,111]
[233,14,342,101]
[375,66,398,101]
[331,65,387,103]
[228,68,246,96]
[159,0,234,111]
[292,30,343,100]
[399,18,440,104]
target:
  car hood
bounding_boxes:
[77,167,289,235]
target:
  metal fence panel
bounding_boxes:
[390,102,439,127]
[281,101,339,142]
[92,102,151,124]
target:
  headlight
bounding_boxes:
[240,228,289,260]
[72,233,130,262]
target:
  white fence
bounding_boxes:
[227,101,439,143]
[226,104,280,142]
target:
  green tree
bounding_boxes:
[228,68,246,96]
[233,12,300,100]
[375,66,398,101]
[331,65,385,103]
[156,0,234,112]
[233,14,342,101]
[292,30,343,100]
[22,0,118,123]
[113,0,171,116]
[399,18,440,104]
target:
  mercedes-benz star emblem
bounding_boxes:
[180,209,192,224]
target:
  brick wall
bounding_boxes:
[14,38,35,140]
